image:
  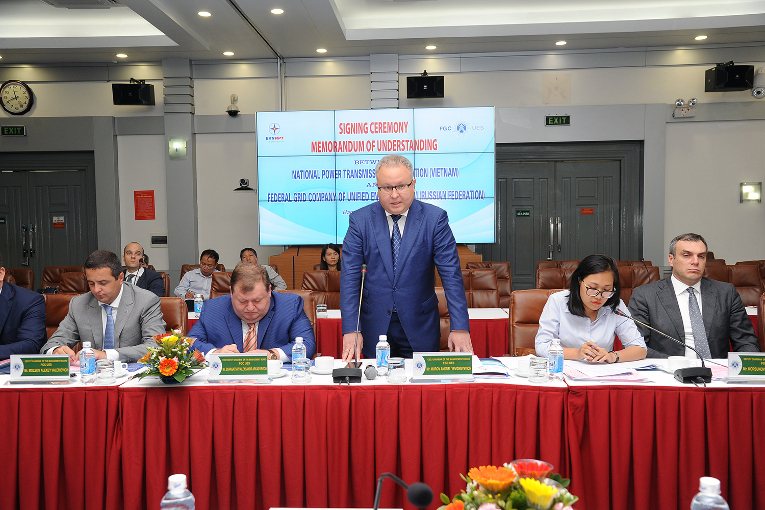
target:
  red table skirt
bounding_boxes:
[317,317,509,358]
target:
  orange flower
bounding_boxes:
[192,349,205,363]
[468,466,515,492]
[159,358,178,376]
[138,353,150,365]
[444,500,464,510]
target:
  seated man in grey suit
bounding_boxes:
[42,249,166,362]
[629,233,760,358]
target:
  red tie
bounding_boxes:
[243,323,257,352]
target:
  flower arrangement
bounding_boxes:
[439,462,578,510]
[136,331,207,383]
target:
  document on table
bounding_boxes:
[571,360,638,378]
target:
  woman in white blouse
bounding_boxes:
[535,254,647,363]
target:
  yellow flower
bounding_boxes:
[468,466,515,492]
[519,478,559,509]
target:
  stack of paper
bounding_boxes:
[563,360,647,382]
[473,357,511,378]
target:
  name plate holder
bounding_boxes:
[410,352,475,383]
[9,355,70,383]
[726,353,765,383]
[208,353,271,383]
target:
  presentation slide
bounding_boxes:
[257,107,495,245]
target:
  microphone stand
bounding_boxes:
[332,264,367,384]
[617,310,712,385]
[372,473,433,510]
[641,258,652,283]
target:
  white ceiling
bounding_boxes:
[0,0,764,64]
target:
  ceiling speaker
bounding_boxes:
[407,75,444,98]
[112,83,155,105]
[705,63,754,92]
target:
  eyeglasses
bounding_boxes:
[377,181,414,194]
[582,282,616,299]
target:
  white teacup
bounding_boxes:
[668,356,691,371]
[314,356,334,372]
[516,355,533,376]
[267,359,283,375]
[114,362,129,377]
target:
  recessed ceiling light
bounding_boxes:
[223,51,234,56]
[425,45,436,50]
[695,35,708,40]
[316,48,327,53]
[556,40,567,46]
[271,8,284,14]
[116,53,128,58]
[198,11,211,17]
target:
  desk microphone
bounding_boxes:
[641,258,652,283]
[333,264,367,384]
[372,473,433,510]
[616,309,712,384]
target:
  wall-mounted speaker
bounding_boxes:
[705,64,754,92]
[407,75,444,98]
[112,83,155,105]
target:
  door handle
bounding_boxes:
[29,224,36,258]
[556,217,562,252]
[547,217,554,260]
[21,224,29,266]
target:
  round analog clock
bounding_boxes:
[1,80,34,115]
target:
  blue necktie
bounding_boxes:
[391,214,402,277]
[687,288,711,359]
[103,304,115,350]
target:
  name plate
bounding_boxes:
[209,353,268,380]
[728,353,765,377]
[10,355,70,382]
[412,352,474,379]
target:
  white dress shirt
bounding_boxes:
[670,275,703,358]
[385,209,409,238]
[124,267,144,284]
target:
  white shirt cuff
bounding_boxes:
[276,348,287,361]
[105,349,120,361]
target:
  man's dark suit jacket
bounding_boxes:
[628,276,760,358]
[123,268,165,297]
[0,281,47,358]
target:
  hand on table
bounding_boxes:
[448,330,473,353]
[342,332,363,362]
[53,345,78,363]
[579,342,609,363]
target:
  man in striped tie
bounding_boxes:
[122,242,165,297]
[187,263,316,361]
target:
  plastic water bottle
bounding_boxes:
[79,341,96,384]
[291,337,311,384]
[690,477,729,510]
[376,335,390,376]
[292,336,306,361]
[548,338,564,381]
[160,473,195,510]
[193,294,204,315]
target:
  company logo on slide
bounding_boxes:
[265,123,284,141]
[456,121,467,135]
[269,123,281,135]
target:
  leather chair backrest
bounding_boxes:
[758,293,765,353]
[44,293,77,339]
[537,267,575,289]
[179,263,226,280]
[41,265,84,290]
[705,258,726,266]
[276,289,317,341]
[736,260,765,285]
[704,264,761,306]
[618,265,661,305]
[461,268,499,308]
[616,260,653,266]
[509,289,561,356]
[157,271,170,297]
[5,268,34,290]
[59,271,89,294]
[210,272,233,299]
[300,270,341,309]
[3,274,16,285]
[535,260,579,286]
[160,297,188,335]
[466,261,512,308]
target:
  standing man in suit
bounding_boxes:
[188,263,315,360]
[42,250,166,362]
[629,233,760,358]
[122,242,165,297]
[0,252,46,357]
[340,154,471,360]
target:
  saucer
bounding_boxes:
[269,369,288,379]
[310,366,334,375]
[514,370,530,378]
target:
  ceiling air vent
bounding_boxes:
[39,0,122,8]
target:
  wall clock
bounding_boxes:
[1,80,34,115]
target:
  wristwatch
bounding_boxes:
[267,349,278,360]
[610,351,620,363]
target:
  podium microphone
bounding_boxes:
[640,258,652,283]
[333,264,367,384]
[616,309,712,385]
[372,473,433,510]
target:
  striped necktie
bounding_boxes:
[391,214,402,277]
[687,287,711,359]
[243,323,257,352]
[102,304,115,350]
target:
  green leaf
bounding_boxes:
[441,494,451,504]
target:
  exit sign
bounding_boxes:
[545,115,570,126]
[1,126,26,136]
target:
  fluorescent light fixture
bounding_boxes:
[556,40,567,46]
[271,8,284,14]
[425,45,437,50]
[198,11,211,17]
[316,48,327,53]
[695,35,707,40]
[223,51,234,56]
[740,182,762,202]
[116,53,128,58]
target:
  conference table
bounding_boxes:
[3,359,763,510]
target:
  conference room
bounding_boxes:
[2,1,765,509]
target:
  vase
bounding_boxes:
[160,375,180,384]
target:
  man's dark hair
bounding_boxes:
[85,250,123,279]
[230,262,270,293]
[200,249,219,264]
[669,233,708,257]
[567,254,621,317]
[240,248,257,260]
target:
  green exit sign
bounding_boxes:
[1,126,26,136]
[545,115,570,126]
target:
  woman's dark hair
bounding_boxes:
[567,254,620,317]
[319,243,342,270]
